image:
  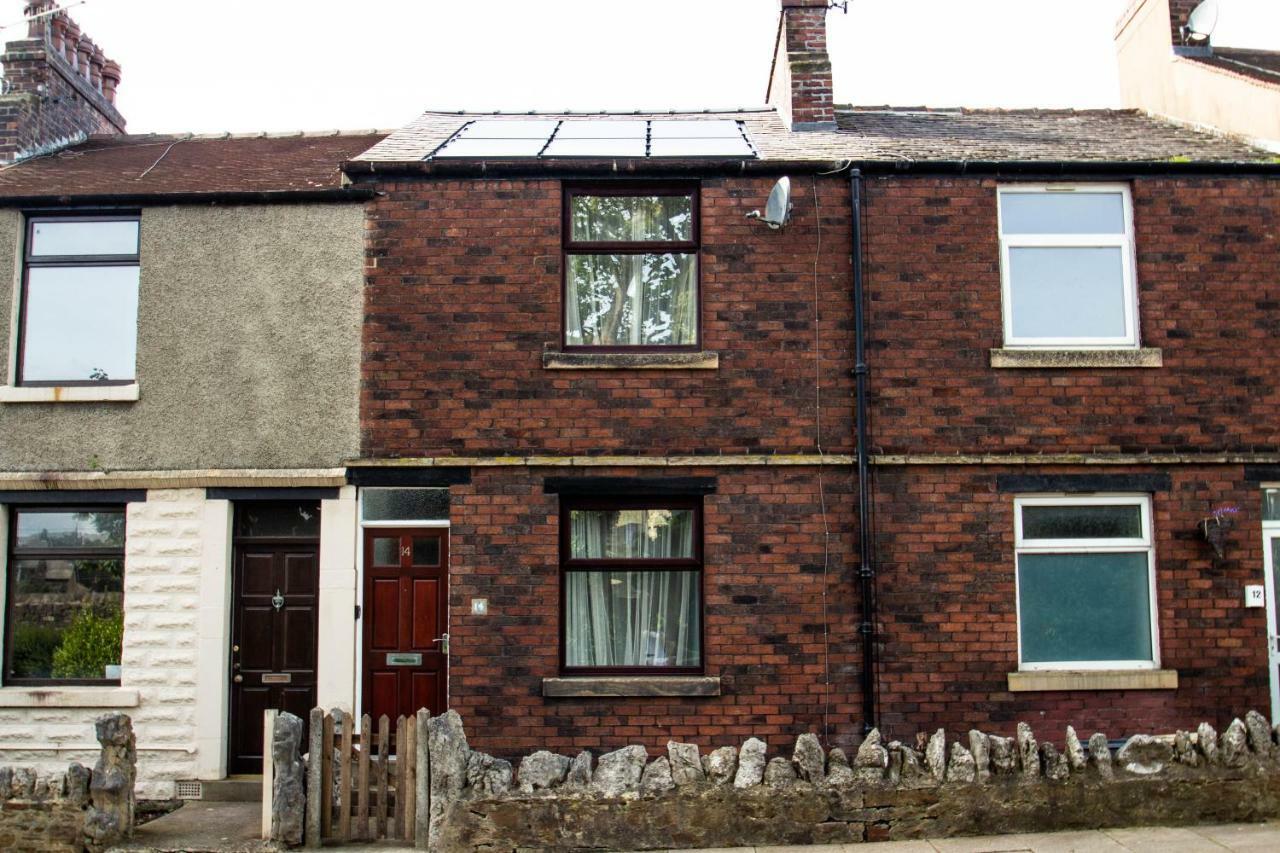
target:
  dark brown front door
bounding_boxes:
[362,528,448,723]
[228,503,320,775]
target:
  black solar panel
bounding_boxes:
[428,118,757,159]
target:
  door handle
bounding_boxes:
[233,674,243,683]
[432,633,450,655]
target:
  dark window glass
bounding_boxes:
[20,216,140,386]
[361,489,449,522]
[412,537,440,566]
[6,508,126,684]
[1018,552,1152,663]
[1021,504,1142,540]
[561,498,702,674]
[234,502,320,538]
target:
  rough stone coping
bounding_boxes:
[1007,669,1178,692]
[0,686,140,708]
[0,382,140,403]
[542,676,722,697]
[542,351,720,370]
[989,348,1164,369]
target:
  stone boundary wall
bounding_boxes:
[426,709,1280,852]
[0,764,90,853]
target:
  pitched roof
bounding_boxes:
[1182,47,1280,88]
[352,106,1274,168]
[828,106,1274,163]
[0,131,388,199]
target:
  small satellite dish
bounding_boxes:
[746,176,794,230]
[1183,0,1219,43]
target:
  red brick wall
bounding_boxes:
[362,175,854,458]
[861,176,1280,456]
[447,465,863,758]
[871,463,1269,739]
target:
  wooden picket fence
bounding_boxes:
[264,707,431,848]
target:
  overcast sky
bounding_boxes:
[6,0,1277,134]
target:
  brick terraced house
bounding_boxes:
[0,0,1278,802]
[339,0,1280,762]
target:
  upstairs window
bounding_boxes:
[19,215,140,385]
[1015,495,1158,670]
[998,186,1137,349]
[561,497,702,673]
[563,185,698,349]
[5,507,126,685]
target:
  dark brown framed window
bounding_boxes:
[560,496,703,674]
[17,214,141,386]
[562,183,699,350]
[4,507,126,685]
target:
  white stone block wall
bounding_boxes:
[0,489,214,799]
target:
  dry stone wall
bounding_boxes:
[432,709,1280,851]
[0,762,91,853]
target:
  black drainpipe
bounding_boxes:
[850,169,877,733]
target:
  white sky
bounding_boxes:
[5,0,1277,134]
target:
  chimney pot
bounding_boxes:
[101,58,121,104]
[49,11,66,54]
[23,1,55,40]
[76,34,93,81]
[62,18,80,68]
[89,45,105,92]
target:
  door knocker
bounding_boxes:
[272,589,285,611]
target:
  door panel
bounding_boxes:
[228,512,320,775]
[363,528,448,724]
[1268,535,1280,725]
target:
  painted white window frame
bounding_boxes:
[1259,485,1280,725]
[1014,494,1160,671]
[997,184,1140,350]
[353,487,450,720]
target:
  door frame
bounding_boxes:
[1262,500,1280,725]
[226,504,321,774]
[354,488,449,720]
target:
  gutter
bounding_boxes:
[341,158,1280,180]
[848,168,877,734]
[0,188,378,209]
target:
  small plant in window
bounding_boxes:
[89,368,109,382]
[1199,504,1239,559]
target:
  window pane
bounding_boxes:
[371,537,399,566]
[7,558,124,680]
[362,489,449,522]
[234,502,320,538]
[412,537,440,566]
[1021,504,1143,540]
[569,509,695,559]
[570,195,693,243]
[649,120,743,138]
[649,137,755,158]
[1018,552,1152,663]
[1264,489,1280,521]
[464,119,560,138]
[30,220,139,256]
[15,511,125,550]
[556,121,647,139]
[543,138,647,158]
[564,570,700,667]
[1000,192,1125,235]
[433,137,548,158]
[1008,247,1126,340]
[22,266,140,383]
[565,253,697,346]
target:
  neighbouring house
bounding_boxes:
[1116,0,1280,150]
[0,3,379,797]
[340,0,1280,766]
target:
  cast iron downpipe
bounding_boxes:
[850,169,877,733]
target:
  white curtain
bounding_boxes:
[565,510,699,667]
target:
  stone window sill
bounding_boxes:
[990,348,1163,369]
[1007,669,1178,692]
[542,676,721,698]
[542,351,719,370]
[0,383,140,403]
[0,686,140,708]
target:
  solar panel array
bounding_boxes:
[430,119,756,159]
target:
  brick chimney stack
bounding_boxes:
[767,0,837,131]
[0,1,126,165]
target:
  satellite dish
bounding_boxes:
[1184,0,1219,43]
[746,176,793,230]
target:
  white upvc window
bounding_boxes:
[998,184,1139,349]
[1014,495,1159,671]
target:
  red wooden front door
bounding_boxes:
[362,528,448,722]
